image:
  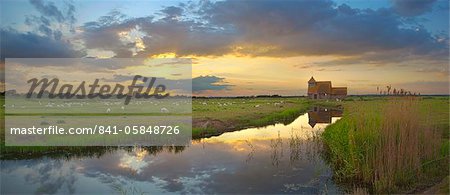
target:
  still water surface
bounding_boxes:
[1,110,342,194]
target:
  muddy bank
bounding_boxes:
[192,112,301,138]
[413,176,449,194]
[192,118,239,138]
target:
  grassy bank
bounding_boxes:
[2,97,334,158]
[192,97,334,138]
[322,97,449,193]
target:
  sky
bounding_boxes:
[1,0,449,96]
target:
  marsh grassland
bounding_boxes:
[1,97,331,155]
[1,96,448,194]
[322,96,449,193]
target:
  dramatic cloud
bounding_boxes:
[78,0,447,63]
[192,76,233,92]
[392,0,437,16]
[200,0,446,56]
[159,6,184,20]
[80,8,233,58]
[80,10,138,57]
[0,0,82,62]
[30,0,66,22]
[0,29,85,59]
[3,0,448,62]
[28,0,77,36]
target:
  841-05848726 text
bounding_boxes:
[9,125,181,135]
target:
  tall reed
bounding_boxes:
[372,97,442,192]
[322,97,447,193]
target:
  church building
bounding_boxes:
[307,77,347,99]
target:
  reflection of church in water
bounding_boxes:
[308,107,343,128]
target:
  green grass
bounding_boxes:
[322,96,449,193]
[193,97,309,120]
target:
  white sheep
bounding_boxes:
[255,104,260,108]
[160,107,169,113]
[106,108,111,113]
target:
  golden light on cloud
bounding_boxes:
[151,52,177,58]
[230,44,279,57]
[118,31,128,37]
[118,27,147,56]
[135,38,146,51]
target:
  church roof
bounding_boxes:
[331,87,348,95]
[308,81,332,94]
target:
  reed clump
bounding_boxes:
[322,97,448,193]
[373,97,442,192]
